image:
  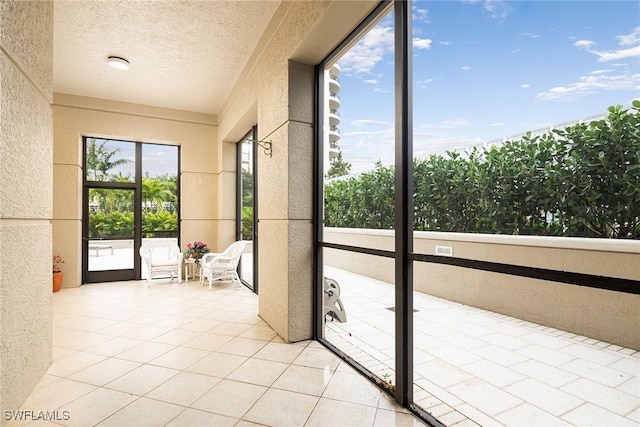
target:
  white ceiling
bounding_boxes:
[53,0,281,115]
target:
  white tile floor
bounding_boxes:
[12,278,425,427]
[324,267,640,427]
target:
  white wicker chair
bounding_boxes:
[139,240,183,286]
[200,241,246,290]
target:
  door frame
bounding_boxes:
[82,137,181,284]
[236,126,259,293]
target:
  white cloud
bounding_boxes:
[617,26,640,46]
[574,39,595,49]
[349,119,391,127]
[589,69,612,75]
[340,26,394,74]
[440,118,471,128]
[413,38,433,50]
[591,45,640,62]
[413,6,430,23]
[483,0,512,20]
[578,27,640,63]
[462,0,511,20]
[536,73,640,101]
[414,135,484,158]
[520,83,530,88]
[439,41,451,46]
[519,32,541,39]
[417,78,435,89]
[489,123,505,127]
[461,65,472,71]
[364,79,379,85]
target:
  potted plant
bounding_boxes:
[53,255,64,292]
[183,241,210,260]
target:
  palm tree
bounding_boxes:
[142,178,174,212]
[86,138,132,181]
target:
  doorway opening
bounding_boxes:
[82,137,180,283]
[237,127,258,292]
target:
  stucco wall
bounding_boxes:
[324,228,640,350]
[52,94,219,287]
[218,1,377,342]
[0,0,54,416]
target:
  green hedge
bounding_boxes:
[89,211,178,238]
[325,104,640,239]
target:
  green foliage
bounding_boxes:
[327,152,353,178]
[142,211,179,234]
[242,206,253,240]
[89,211,134,238]
[86,138,132,181]
[143,175,177,211]
[240,168,254,240]
[325,161,395,229]
[88,211,178,238]
[325,105,640,239]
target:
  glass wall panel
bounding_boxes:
[88,188,134,271]
[141,144,179,279]
[85,138,135,182]
[142,144,179,239]
[410,1,639,424]
[321,8,397,392]
[239,135,255,288]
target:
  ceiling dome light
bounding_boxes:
[107,56,130,71]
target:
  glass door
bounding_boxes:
[83,137,180,283]
[237,127,258,292]
[83,138,138,283]
[86,187,136,282]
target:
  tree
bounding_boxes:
[327,152,352,178]
[86,138,132,181]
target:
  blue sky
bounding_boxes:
[335,0,640,173]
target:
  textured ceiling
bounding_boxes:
[53,0,281,115]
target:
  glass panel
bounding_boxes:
[140,144,179,279]
[239,137,254,286]
[322,9,395,390]
[88,188,134,271]
[323,251,395,389]
[141,144,179,238]
[410,1,639,242]
[410,2,639,423]
[85,138,135,182]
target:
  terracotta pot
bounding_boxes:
[53,271,63,292]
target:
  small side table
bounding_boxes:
[184,258,200,283]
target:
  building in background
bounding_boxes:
[324,63,341,175]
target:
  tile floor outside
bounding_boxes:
[12,277,425,427]
[323,266,640,427]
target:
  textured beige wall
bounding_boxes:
[324,228,640,350]
[52,94,219,287]
[0,0,54,416]
[218,0,377,342]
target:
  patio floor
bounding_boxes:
[16,278,424,427]
[324,266,640,426]
[26,256,639,426]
